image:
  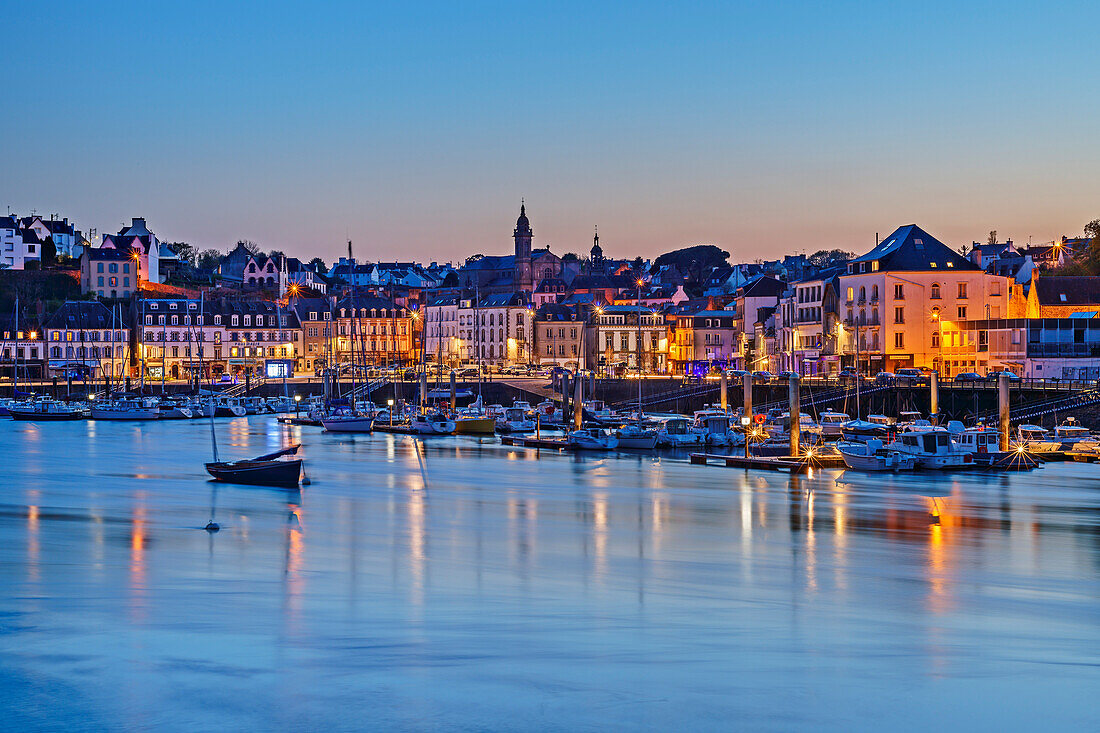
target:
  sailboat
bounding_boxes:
[199,292,303,487]
[615,280,659,449]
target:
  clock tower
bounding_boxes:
[513,201,533,293]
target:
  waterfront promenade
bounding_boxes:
[1,416,1098,729]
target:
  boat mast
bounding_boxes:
[636,278,643,419]
[200,292,218,462]
[12,296,18,399]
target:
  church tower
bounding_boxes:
[590,225,604,272]
[513,201,533,293]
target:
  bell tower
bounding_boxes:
[513,201,533,293]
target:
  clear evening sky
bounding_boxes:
[4,1,1099,264]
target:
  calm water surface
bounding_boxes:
[1,416,1098,730]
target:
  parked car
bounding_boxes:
[725,369,750,379]
[455,367,480,378]
[953,372,984,382]
[775,371,800,382]
[874,371,895,384]
[895,367,926,384]
[752,371,774,382]
[838,368,863,383]
[986,370,1020,382]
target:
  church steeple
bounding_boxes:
[513,201,533,293]
[590,224,604,269]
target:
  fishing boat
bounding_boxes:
[568,426,619,450]
[214,396,248,417]
[656,417,707,447]
[90,397,161,420]
[496,406,536,433]
[410,411,456,435]
[692,409,743,447]
[885,428,974,469]
[9,398,87,421]
[205,445,303,487]
[614,422,659,450]
[837,438,916,471]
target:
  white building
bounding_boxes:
[22,216,82,258]
[593,304,669,374]
[100,217,175,284]
[0,217,41,270]
[456,292,534,367]
[423,294,462,367]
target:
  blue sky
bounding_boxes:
[4,1,1099,263]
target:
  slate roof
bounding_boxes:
[1033,277,1100,306]
[851,225,976,271]
[45,301,129,330]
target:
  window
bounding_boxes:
[931,282,941,299]
[931,331,940,348]
[957,306,967,319]
[871,285,879,301]
[894,307,904,324]
[97,276,104,287]
[97,263,104,273]
[859,286,866,302]
[846,287,854,303]
[894,284,904,299]
[957,282,968,299]
[894,332,904,349]
[871,261,880,272]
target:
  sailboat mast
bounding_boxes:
[12,296,18,399]
[200,292,218,462]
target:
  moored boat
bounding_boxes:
[90,397,161,420]
[9,398,87,421]
[568,426,619,450]
[410,411,456,435]
[837,438,916,471]
[205,446,302,487]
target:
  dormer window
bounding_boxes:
[231,315,239,326]
[188,302,197,310]
[243,315,251,326]
[169,302,178,310]
[214,315,222,325]
[149,303,158,310]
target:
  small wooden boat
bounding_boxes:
[205,446,302,487]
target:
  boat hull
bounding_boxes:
[90,408,160,420]
[9,409,85,421]
[454,417,496,435]
[205,459,302,487]
[321,417,375,433]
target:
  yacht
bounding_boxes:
[1015,425,1061,453]
[90,397,160,421]
[568,426,619,450]
[1052,418,1098,451]
[241,397,270,415]
[214,396,248,417]
[614,422,659,450]
[496,407,535,433]
[410,411,456,435]
[321,407,375,433]
[837,438,916,472]
[866,414,895,428]
[885,428,974,469]
[9,398,87,421]
[952,424,1005,464]
[266,396,297,413]
[692,409,743,447]
[817,410,850,438]
[157,397,194,419]
[656,417,707,447]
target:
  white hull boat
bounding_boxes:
[837,439,916,471]
[568,427,619,450]
[321,415,375,433]
[410,412,456,435]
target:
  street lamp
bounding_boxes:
[294,393,301,418]
[387,398,394,426]
[740,415,751,458]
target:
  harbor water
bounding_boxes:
[2,417,1099,730]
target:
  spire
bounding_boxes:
[593,225,599,247]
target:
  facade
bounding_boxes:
[457,292,534,367]
[533,304,588,370]
[672,309,738,375]
[1026,276,1100,318]
[82,247,137,298]
[291,297,334,374]
[423,295,462,367]
[100,218,172,284]
[734,276,785,371]
[0,312,44,381]
[946,316,1100,379]
[593,304,669,374]
[22,216,82,258]
[44,302,130,379]
[0,217,41,270]
[837,224,1012,376]
[331,296,416,369]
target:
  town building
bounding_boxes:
[81,247,137,299]
[423,294,462,368]
[99,218,177,284]
[671,308,739,376]
[456,205,564,294]
[21,216,83,259]
[44,301,130,379]
[457,292,534,367]
[593,304,669,375]
[533,304,588,370]
[1025,276,1100,318]
[0,217,41,270]
[0,310,44,381]
[837,224,1012,377]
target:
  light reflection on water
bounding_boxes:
[0,416,1099,729]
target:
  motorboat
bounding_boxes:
[895,411,923,430]
[321,406,374,433]
[763,410,820,441]
[157,398,194,419]
[453,410,497,435]
[615,422,659,450]
[1052,418,1098,451]
[1015,425,1061,453]
[214,396,248,417]
[9,398,87,421]
[817,410,851,438]
[837,438,916,471]
[410,411,456,435]
[496,407,535,433]
[568,426,619,450]
[266,396,297,413]
[885,428,974,469]
[205,445,302,487]
[692,409,743,447]
[866,414,895,427]
[90,397,161,421]
[952,424,1005,463]
[534,400,562,423]
[656,417,707,447]
[241,397,270,415]
[839,419,890,443]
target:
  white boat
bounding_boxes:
[952,425,1004,462]
[534,400,561,423]
[9,398,87,421]
[568,426,619,450]
[90,397,160,420]
[895,411,923,431]
[763,410,821,441]
[692,409,744,447]
[265,396,297,413]
[410,411,456,435]
[866,414,895,427]
[321,410,375,433]
[837,438,916,471]
[1015,425,1061,453]
[656,417,707,447]
[615,422,659,450]
[885,428,974,469]
[1052,418,1098,451]
[157,399,194,419]
[214,396,247,417]
[241,397,270,415]
[817,410,850,438]
[496,407,535,433]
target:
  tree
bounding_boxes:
[987,230,998,246]
[240,240,263,256]
[561,252,579,262]
[308,257,328,273]
[268,249,285,261]
[166,241,196,267]
[40,236,57,267]
[807,249,855,269]
[441,271,459,287]
[197,249,222,270]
